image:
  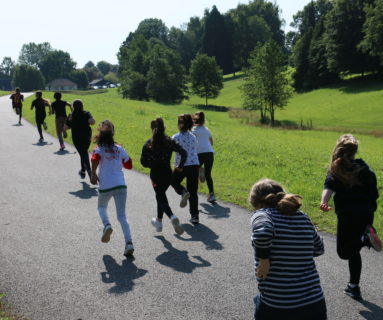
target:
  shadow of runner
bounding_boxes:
[32,141,53,146]
[200,202,231,219]
[69,182,98,199]
[359,299,383,320]
[101,255,148,294]
[53,149,76,155]
[175,223,223,250]
[155,235,211,273]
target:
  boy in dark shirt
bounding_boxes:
[51,92,72,150]
[10,88,24,125]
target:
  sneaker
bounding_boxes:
[199,167,206,183]
[171,216,184,235]
[60,144,65,151]
[190,215,199,225]
[43,122,48,130]
[344,284,362,300]
[366,226,382,252]
[63,131,67,138]
[78,170,86,179]
[151,218,163,232]
[180,191,190,208]
[207,193,217,203]
[38,138,44,143]
[124,241,135,257]
[101,224,113,243]
[18,121,21,125]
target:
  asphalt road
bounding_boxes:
[0,94,382,320]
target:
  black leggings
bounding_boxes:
[151,168,174,220]
[171,165,199,216]
[36,114,46,139]
[337,212,373,284]
[198,152,214,194]
[73,138,91,172]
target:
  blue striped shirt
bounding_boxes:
[251,208,325,309]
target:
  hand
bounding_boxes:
[320,202,332,212]
[174,167,183,172]
[90,172,99,185]
[256,259,270,280]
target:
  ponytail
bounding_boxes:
[150,118,170,150]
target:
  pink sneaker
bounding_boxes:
[366,226,382,252]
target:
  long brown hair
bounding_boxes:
[93,120,115,148]
[249,179,302,215]
[149,118,171,150]
[193,111,205,125]
[330,134,362,186]
[178,114,194,132]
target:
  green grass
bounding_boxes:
[0,91,10,97]
[0,294,15,320]
[22,89,383,235]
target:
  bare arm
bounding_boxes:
[90,159,99,185]
[209,136,213,146]
[89,118,96,125]
[66,102,73,112]
[320,189,333,212]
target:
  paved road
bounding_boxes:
[0,94,382,320]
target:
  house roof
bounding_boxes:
[46,78,77,87]
[89,78,105,85]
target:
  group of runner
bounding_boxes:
[9,89,383,320]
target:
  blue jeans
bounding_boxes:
[254,295,327,320]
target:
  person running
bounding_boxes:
[30,91,51,142]
[251,179,327,320]
[140,118,186,235]
[192,111,216,203]
[51,92,72,151]
[10,87,24,125]
[90,120,134,257]
[65,100,95,178]
[320,134,382,300]
[171,114,200,224]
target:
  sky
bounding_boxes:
[1,0,311,67]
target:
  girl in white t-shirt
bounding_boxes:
[171,114,200,224]
[192,111,216,203]
[90,120,134,257]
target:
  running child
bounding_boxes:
[192,111,216,203]
[140,118,186,235]
[320,134,382,300]
[171,114,200,224]
[90,120,134,257]
[251,179,327,320]
[30,91,51,142]
[10,87,24,125]
[51,92,72,151]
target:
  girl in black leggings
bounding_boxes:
[320,134,382,300]
[140,118,186,235]
[65,100,95,179]
[30,91,51,142]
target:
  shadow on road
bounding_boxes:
[53,149,76,155]
[101,255,148,294]
[69,182,98,199]
[155,235,211,273]
[32,141,53,146]
[175,223,223,250]
[359,299,383,320]
[11,123,23,126]
[200,202,231,219]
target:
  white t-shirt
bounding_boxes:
[172,131,200,167]
[192,125,214,154]
[92,144,130,191]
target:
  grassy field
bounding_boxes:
[0,91,10,97]
[21,89,383,234]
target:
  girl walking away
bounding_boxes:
[30,91,51,142]
[51,92,72,151]
[140,118,186,235]
[90,120,134,257]
[320,134,382,300]
[65,100,95,179]
[10,87,24,125]
[250,179,327,320]
[171,114,200,224]
[192,111,216,203]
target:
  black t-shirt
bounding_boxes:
[52,100,68,118]
[31,98,48,116]
[324,159,379,215]
[10,93,24,107]
[66,111,93,140]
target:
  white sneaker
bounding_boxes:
[199,167,206,183]
[207,193,216,203]
[101,224,113,243]
[171,216,184,235]
[124,242,134,257]
[151,218,163,232]
[180,191,190,208]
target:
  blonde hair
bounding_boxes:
[249,179,302,215]
[331,134,362,186]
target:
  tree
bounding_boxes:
[104,72,119,83]
[135,18,169,44]
[190,54,223,106]
[169,27,194,70]
[83,66,103,82]
[84,61,95,68]
[97,60,112,75]
[18,42,52,68]
[241,41,293,126]
[12,64,44,91]
[39,50,76,82]
[69,69,89,89]
[0,57,15,79]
